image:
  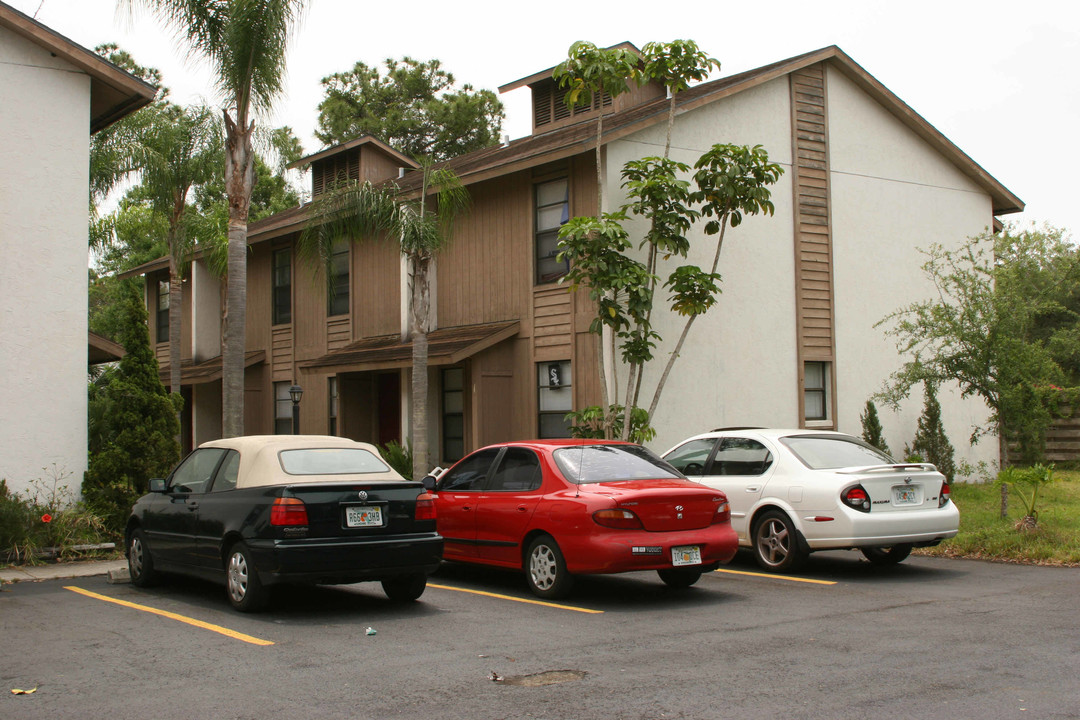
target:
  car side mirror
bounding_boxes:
[421,475,438,491]
[148,478,167,493]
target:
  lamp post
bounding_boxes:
[289,384,303,435]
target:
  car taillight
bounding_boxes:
[939,482,951,507]
[842,485,871,513]
[415,492,437,521]
[271,497,308,526]
[593,508,643,529]
[713,500,731,524]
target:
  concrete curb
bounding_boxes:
[0,559,128,586]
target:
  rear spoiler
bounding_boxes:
[837,463,939,475]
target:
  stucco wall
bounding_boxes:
[827,65,997,471]
[605,76,799,454]
[0,26,92,496]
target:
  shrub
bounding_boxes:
[997,464,1056,529]
[1,468,112,564]
[911,383,957,483]
[860,399,892,456]
[379,440,414,481]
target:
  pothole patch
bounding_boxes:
[497,669,587,687]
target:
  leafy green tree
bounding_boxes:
[910,383,956,482]
[84,284,181,533]
[316,57,504,161]
[860,399,892,456]
[877,225,1077,464]
[639,40,720,158]
[300,162,469,480]
[130,0,307,437]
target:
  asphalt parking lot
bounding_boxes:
[3,551,1078,720]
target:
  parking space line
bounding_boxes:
[64,586,275,646]
[427,583,604,613]
[713,569,836,585]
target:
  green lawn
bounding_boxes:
[916,469,1080,566]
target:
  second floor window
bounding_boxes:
[328,239,350,316]
[272,248,291,325]
[156,279,169,343]
[535,178,569,284]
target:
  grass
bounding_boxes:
[916,469,1080,566]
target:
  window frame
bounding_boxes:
[327,239,350,316]
[441,368,465,464]
[537,361,572,439]
[272,247,292,325]
[328,376,339,436]
[274,381,293,435]
[534,177,570,285]
[804,361,830,423]
[156,278,169,343]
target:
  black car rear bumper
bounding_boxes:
[246,533,443,586]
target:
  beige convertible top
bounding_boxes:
[200,435,407,489]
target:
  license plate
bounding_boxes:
[671,545,702,566]
[345,505,383,527]
[893,486,919,505]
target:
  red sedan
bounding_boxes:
[422,440,738,598]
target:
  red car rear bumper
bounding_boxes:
[560,523,738,575]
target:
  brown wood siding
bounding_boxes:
[245,244,272,354]
[790,64,838,426]
[271,326,293,382]
[360,150,405,185]
[353,236,400,339]
[327,316,350,351]
[531,78,666,134]
[533,286,573,359]
[437,172,532,328]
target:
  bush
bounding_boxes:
[860,399,891,456]
[84,282,180,534]
[911,383,957,483]
[379,440,414,481]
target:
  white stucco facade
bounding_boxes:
[0,25,92,496]
[599,65,1000,472]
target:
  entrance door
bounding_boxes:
[377,372,401,446]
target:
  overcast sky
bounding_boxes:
[10,0,1079,234]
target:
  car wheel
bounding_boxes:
[381,573,428,601]
[226,542,268,612]
[526,535,573,599]
[128,528,158,587]
[860,544,913,565]
[753,510,807,573]
[657,568,703,588]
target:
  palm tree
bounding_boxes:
[127,0,306,437]
[299,163,469,480]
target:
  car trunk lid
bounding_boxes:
[838,464,947,512]
[589,478,725,531]
[276,481,432,537]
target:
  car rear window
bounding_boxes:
[279,448,391,476]
[553,444,682,484]
[780,435,894,469]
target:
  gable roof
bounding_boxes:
[0,1,157,132]
[403,45,1022,216]
[286,134,420,171]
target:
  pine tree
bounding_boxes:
[84,282,181,533]
[911,383,957,482]
[860,399,892,456]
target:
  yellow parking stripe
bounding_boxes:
[427,583,603,614]
[713,569,836,585]
[64,586,274,646]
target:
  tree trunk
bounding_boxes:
[168,252,183,445]
[222,111,256,438]
[410,254,431,481]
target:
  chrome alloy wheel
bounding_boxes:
[756,517,792,567]
[529,543,558,591]
[227,550,251,604]
[129,535,145,577]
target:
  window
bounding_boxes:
[781,435,893,470]
[487,448,542,492]
[535,178,569,284]
[328,376,339,436]
[437,448,500,492]
[211,450,240,492]
[804,361,830,422]
[552,444,681,485]
[279,448,390,475]
[712,438,773,476]
[328,239,349,316]
[664,438,718,477]
[274,382,293,435]
[156,279,169,343]
[538,361,572,438]
[442,368,465,463]
[169,448,228,494]
[272,248,291,325]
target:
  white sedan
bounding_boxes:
[662,429,959,572]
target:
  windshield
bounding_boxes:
[552,444,683,485]
[780,435,894,470]
[279,448,391,476]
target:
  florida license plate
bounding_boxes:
[893,486,919,505]
[671,545,702,566]
[345,505,383,527]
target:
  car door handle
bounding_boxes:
[745,486,760,493]
[186,502,199,511]
[517,505,528,512]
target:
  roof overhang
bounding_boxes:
[88,331,125,365]
[0,1,157,133]
[287,134,420,171]
[498,41,642,94]
[299,321,519,374]
[159,350,266,386]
